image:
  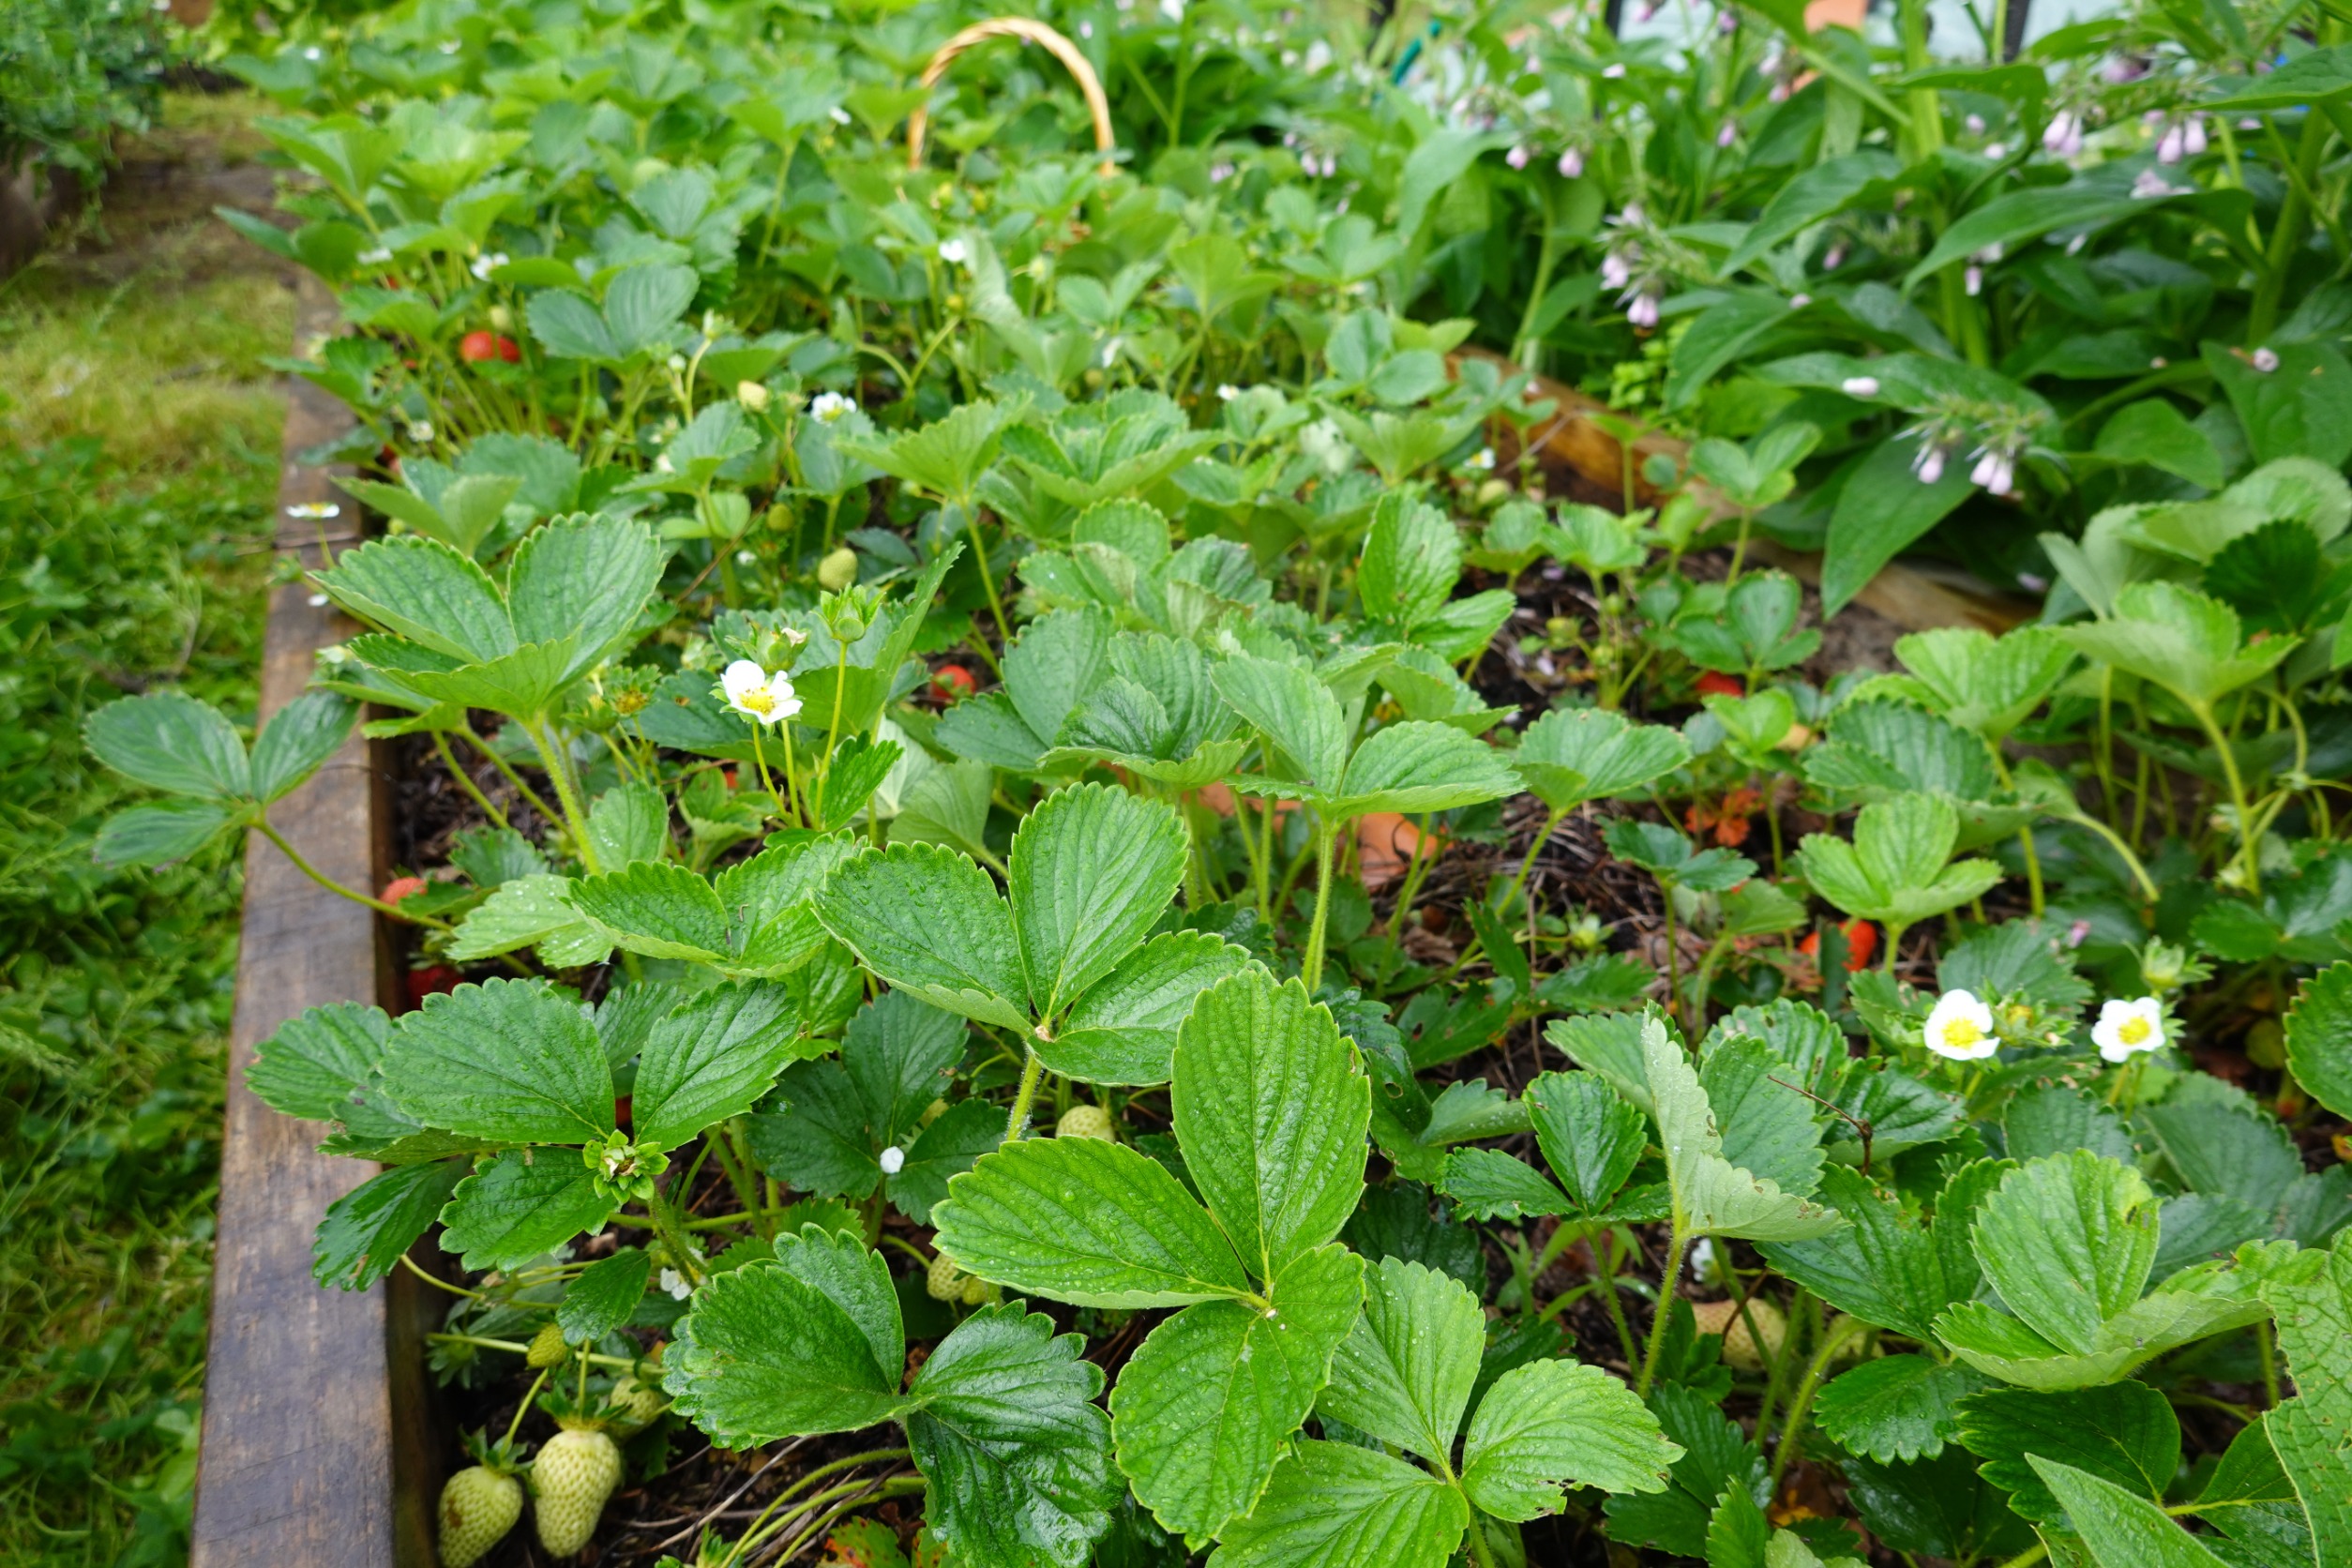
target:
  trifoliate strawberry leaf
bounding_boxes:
[932,1137,1250,1307]
[1109,1242,1364,1538]
[1642,1020,1842,1243]
[2029,1457,2233,1568]
[747,1058,875,1199]
[1515,707,1692,815]
[438,1152,614,1271]
[816,842,1032,1033]
[1172,971,1369,1281]
[1461,1358,1681,1518]
[1008,782,1187,1023]
[903,1303,1119,1568]
[844,989,972,1146]
[312,1157,466,1290]
[1813,1355,1989,1464]
[1319,1257,1483,1463]
[1213,1440,1470,1568]
[2255,1229,2352,1564]
[566,861,730,962]
[1698,1037,1825,1199]
[585,782,668,869]
[1038,930,1257,1085]
[558,1247,654,1344]
[1603,1384,1767,1558]
[249,1000,391,1123]
[631,982,808,1151]
[664,1240,910,1441]
[379,978,615,1144]
[1957,1383,2179,1525]
[1797,792,2002,933]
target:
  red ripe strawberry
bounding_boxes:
[460,330,520,364]
[408,966,460,1007]
[1799,918,1878,972]
[382,875,428,906]
[1695,670,1744,698]
[931,664,976,702]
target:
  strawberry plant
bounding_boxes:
[67,0,2352,1561]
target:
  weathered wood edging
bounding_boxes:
[190,275,437,1568]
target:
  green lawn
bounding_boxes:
[0,91,291,1567]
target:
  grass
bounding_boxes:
[0,89,293,1567]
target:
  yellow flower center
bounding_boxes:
[2118,1016,2150,1046]
[1942,1019,1984,1048]
[738,686,775,715]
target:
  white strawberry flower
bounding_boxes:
[809,391,856,423]
[722,660,802,726]
[1924,988,1999,1061]
[879,1146,907,1175]
[938,237,969,265]
[2093,996,2166,1063]
[659,1268,691,1301]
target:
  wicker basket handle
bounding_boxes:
[908,17,1118,178]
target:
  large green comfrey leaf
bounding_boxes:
[665,1228,1121,1568]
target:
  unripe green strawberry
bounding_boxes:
[605,1373,666,1434]
[817,546,858,591]
[959,1274,1002,1306]
[1056,1104,1113,1140]
[524,1321,568,1368]
[532,1424,623,1557]
[437,1464,521,1568]
[926,1252,969,1302]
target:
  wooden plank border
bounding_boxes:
[190,274,438,1568]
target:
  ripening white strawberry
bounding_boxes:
[927,1252,970,1302]
[524,1321,568,1368]
[437,1465,520,1568]
[532,1424,623,1557]
[1056,1104,1114,1141]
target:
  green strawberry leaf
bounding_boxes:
[379,978,615,1144]
[558,1247,654,1344]
[504,513,666,687]
[312,1157,466,1290]
[249,1000,392,1123]
[1439,1147,1573,1221]
[631,983,809,1152]
[2257,1230,2352,1565]
[1172,971,1370,1281]
[83,690,251,801]
[1642,1020,1843,1243]
[2284,960,2352,1121]
[446,873,611,968]
[1108,1242,1364,1538]
[903,1303,1119,1568]
[664,1231,910,1440]
[1797,792,2002,932]
[1957,1383,2179,1525]
[1759,1165,1967,1341]
[586,781,669,869]
[2029,1457,2232,1568]
[92,800,244,868]
[1813,1355,1990,1464]
[1212,653,1350,793]
[314,534,516,665]
[249,690,357,803]
[1526,1069,1651,1212]
[715,834,863,976]
[1516,708,1692,815]
[1969,1153,2159,1356]
[817,842,1032,1033]
[1329,720,1521,819]
[886,1099,1003,1227]
[932,1137,1250,1307]
[438,1153,614,1271]
[566,860,731,962]
[1460,1357,1681,1518]
[1319,1257,1484,1463]
[1038,930,1257,1085]
[1213,1440,1469,1568]
[1008,782,1187,1023]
